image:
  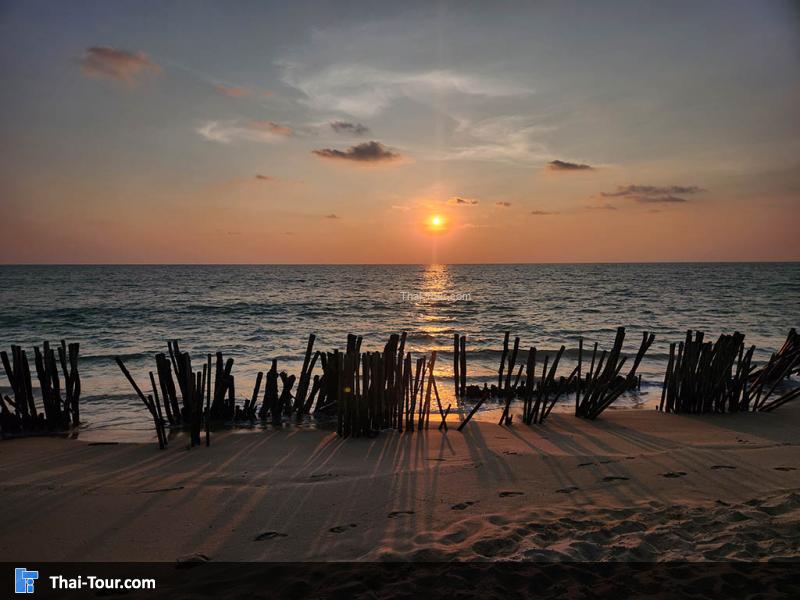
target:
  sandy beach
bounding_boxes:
[2,405,798,564]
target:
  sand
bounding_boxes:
[1,405,799,564]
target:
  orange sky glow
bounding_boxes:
[1,2,798,264]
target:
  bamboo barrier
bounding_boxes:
[576,328,655,420]
[1,341,81,437]
[5,325,797,448]
[749,329,800,383]
[93,326,797,448]
[660,330,754,414]
[655,329,799,414]
[459,329,652,427]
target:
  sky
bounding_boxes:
[1,0,799,264]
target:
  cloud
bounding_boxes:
[495,201,512,207]
[599,184,704,205]
[634,195,687,204]
[248,120,293,136]
[280,63,533,117]
[214,84,252,98]
[325,213,340,219]
[330,121,370,135]
[585,203,618,210]
[530,210,558,215]
[448,197,479,206]
[548,159,593,171]
[255,174,276,182]
[312,141,401,163]
[197,120,292,143]
[441,115,553,164]
[80,46,161,85]
[601,185,704,197]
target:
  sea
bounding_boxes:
[1,263,798,441]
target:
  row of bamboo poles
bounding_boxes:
[3,328,798,443]
[456,327,653,429]
[660,328,800,414]
[326,333,452,437]
[114,333,453,445]
[0,341,81,436]
[576,329,655,419]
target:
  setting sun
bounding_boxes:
[427,214,447,233]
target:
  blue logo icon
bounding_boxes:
[15,568,38,594]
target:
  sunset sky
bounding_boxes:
[1,0,799,263]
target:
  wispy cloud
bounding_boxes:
[248,120,293,136]
[312,141,401,163]
[280,63,533,117]
[548,159,593,171]
[531,210,558,215]
[80,46,161,85]
[197,120,292,143]
[330,121,370,135]
[255,174,276,182]
[495,201,512,207]
[601,185,704,197]
[325,213,340,219]
[441,116,553,163]
[599,184,704,204]
[214,84,252,98]
[448,197,479,206]
[585,203,618,211]
[633,195,688,204]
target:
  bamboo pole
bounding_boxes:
[459,335,467,397]
[453,334,460,397]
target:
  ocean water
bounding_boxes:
[1,263,798,440]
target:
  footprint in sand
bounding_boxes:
[254,531,288,541]
[502,450,519,456]
[387,510,415,519]
[602,476,629,483]
[773,466,797,472]
[310,472,338,480]
[578,462,595,467]
[498,491,525,497]
[555,486,579,494]
[711,465,736,470]
[329,524,357,533]
[451,501,478,510]
[661,472,687,478]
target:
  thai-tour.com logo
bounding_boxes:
[14,567,156,594]
[15,568,38,594]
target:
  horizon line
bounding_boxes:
[2,260,799,267]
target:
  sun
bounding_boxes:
[427,214,446,232]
